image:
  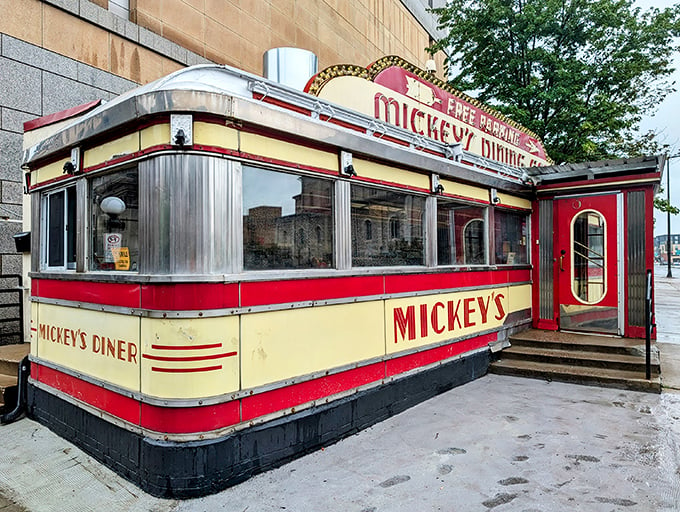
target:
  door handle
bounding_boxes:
[559,249,566,271]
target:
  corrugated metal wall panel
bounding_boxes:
[539,200,553,320]
[627,191,646,326]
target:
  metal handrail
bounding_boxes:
[645,269,654,380]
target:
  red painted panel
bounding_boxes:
[140,400,240,433]
[37,364,140,424]
[34,279,140,308]
[241,276,385,306]
[241,363,385,421]
[385,269,530,294]
[140,283,239,310]
[385,334,494,376]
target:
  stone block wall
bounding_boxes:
[0,34,138,278]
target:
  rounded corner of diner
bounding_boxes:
[20,60,662,498]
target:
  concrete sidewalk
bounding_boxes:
[1,267,679,511]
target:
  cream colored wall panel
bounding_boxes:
[241,301,385,389]
[140,316,240,399]
[140,124,171,150]
[193,122,239,150]
[36,304,140,391]
[440,179,488,203]
[35,159,70,186]
[498,193,532,210]
[240,132,338,172]
[83,133,140,168]
[355,158,429,190]
[509,284,533,312]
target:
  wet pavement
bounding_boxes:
[1,266,680,511]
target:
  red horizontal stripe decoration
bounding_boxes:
[240,362,385,421]
[140,283,239,310]
[37,365,140,424]
[241,276,384,307]
[151,343,223,350]
[32,279,140,308]
[142,351,237,362]
[151,365,222,373]
[140,400,240,434]
[384,269,531,294]
[385,334,495,377]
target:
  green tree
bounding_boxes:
[429,0,680,164]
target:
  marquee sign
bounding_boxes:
[305,56,551,167]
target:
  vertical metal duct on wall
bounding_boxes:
[263,48,319,91]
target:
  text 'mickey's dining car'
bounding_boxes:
[20,55,662,497]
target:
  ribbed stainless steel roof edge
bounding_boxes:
[22,64,531,191]
[526,155,663,183]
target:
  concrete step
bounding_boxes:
[0,344,30,411]
[489,358,661,393]
[0,343,29,377]
[509,329,647,356]
[500,345,660,374]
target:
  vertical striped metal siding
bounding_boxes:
[539,200,553,320]
[627,191,646,326]
[139,155,232,274]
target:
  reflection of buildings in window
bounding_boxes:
[437,201,486,265]
[350,185,424,266]
[243,174,333,270]
[494,209,528,265]
[464,219,485,264]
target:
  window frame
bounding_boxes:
[40,185,78,271]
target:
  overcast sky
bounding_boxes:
[634,0,680,235]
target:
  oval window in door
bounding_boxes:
[572,210,606,303]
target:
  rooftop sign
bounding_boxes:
[305,56,551,167]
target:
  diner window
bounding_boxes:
[494,209,529,265]
[242,166,333,270]
[437,200,487,265]
[42,186,77,270]
[90,169,139,271]
[351,185,425,266]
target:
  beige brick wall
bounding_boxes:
[0,0,443,86]
[134,0,440,76]
[0,0,184,85]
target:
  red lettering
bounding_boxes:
[463,297,476,327]
[477,296,491,324]
[494,293,506,320]
[39,324,46,339]
[128,343,138,363]
[394,306,416,343]
[117,340,125,361]
[106,338,115,357]
[79,331,87,350]
[431,302,446,334]
[448,300,462,331]
[419,304,428,338]
[92,334,101,353]
[411,109,425,135]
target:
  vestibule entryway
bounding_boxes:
[491,156,664,391]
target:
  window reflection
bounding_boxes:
[494,209,528,265]
[242,166,333,270]
[351,185,425,266]
[90,169,139,271]
[573,211,605,302]
[437,200,486,265]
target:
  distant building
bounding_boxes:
[654,234,680,264]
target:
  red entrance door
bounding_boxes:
[555,193,620,334]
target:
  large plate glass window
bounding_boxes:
[437,199,487,265]
[242,166,333,270]
[351,185,425,266]
[42,186,77,270]
[90,169,139,271]
[494,209,529,265]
